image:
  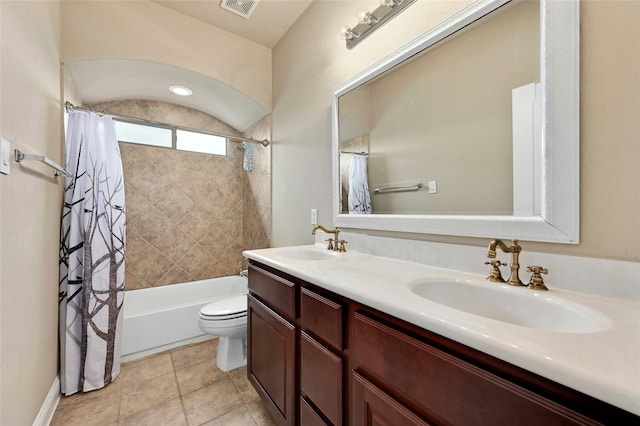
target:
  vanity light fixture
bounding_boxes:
[341,0,416,49]
[169,85,193,96]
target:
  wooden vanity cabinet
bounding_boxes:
[247,261,639,426]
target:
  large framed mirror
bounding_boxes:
[332,0,579,243]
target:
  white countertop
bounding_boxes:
[243,245,640,416]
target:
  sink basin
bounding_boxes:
[408,280,611,333]
[276,248,337,261]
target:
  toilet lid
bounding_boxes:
[200,295,247,318]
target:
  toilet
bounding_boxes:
[198,294,248,372]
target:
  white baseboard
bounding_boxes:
[33,376,60,426]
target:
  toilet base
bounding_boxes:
[216,335,247,372]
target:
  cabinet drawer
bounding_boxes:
[301,287,344,350]
[352,371,431,426]
[248,264,296,320]
[301,331,343,426]
[300,397,330,426]
[352,312,597,426]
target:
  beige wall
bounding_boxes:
[0,1,62,424]
[272,0,640,262]
[61,0,272,112]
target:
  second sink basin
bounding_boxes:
[408,279,611,333]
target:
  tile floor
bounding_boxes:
[51,339,277,426]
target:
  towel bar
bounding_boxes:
[373,183,424,194]
[14,149,71,178]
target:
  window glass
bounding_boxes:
[176,129,227,156]
[115,120,172,148]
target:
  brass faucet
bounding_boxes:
[486,239,524,286]
[312,225,343,252]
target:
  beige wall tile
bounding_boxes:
[93,100,271,290]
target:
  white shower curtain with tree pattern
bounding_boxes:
[59,110,126,395]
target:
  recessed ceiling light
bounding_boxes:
[169,85,193,96]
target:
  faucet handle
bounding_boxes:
[338,240,348,253]
[526,266,549,291]
[325,238,334,251]
[485,260,506,283]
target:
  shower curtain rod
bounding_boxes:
[64,102,271,147]
[340,150,368,156]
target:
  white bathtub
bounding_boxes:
[121,275,248,362]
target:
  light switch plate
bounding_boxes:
[0,138,10,175]
[428,180,437,194]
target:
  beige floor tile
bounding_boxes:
[201,405,257,426]
[120,371,180,418]
[51,345,273,426]
[120,352,174,385]
[247,400,278,426]
[119,397,187,426]
[57,376,123,409]
[228,366,261,404]
[51,389,120,426]
[176,357,224,395]
[170,338,217,371]
[182,376,244,425]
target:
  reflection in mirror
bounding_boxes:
[339,0,539,215]
[332,0,579,243]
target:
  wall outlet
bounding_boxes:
[311,208,318,225]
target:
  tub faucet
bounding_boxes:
[312,225,341,251]
[486,239,524,286]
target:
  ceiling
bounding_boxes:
[67,0,314,132]
[152,0,313,49]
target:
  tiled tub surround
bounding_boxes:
[90,100,271,290]
[243,245,640,416]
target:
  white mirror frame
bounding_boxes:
[332,0,579,243]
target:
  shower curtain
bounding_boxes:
[59,110,126,395]
[348,154,372,214]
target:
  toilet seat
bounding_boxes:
[199,295,247,322]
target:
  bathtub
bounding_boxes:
[121,275,248,362]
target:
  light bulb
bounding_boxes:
[357,9,378,25]
[339,26,357,41]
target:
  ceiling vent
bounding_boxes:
[220,0,259,19]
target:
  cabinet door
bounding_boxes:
[247,294,296,426]
[352,371,431,426]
